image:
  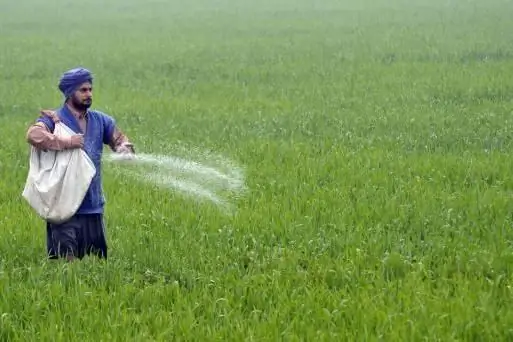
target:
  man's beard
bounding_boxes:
[70,96,92,111]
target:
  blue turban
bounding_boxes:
[58,67,93,98]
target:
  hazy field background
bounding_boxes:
[1,0,513,340]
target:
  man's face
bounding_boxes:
[70,81,93,110]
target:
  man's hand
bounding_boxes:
[114,143,135,161]
[116,142,135,154]
[69,134,84,149]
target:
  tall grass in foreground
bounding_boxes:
[1,0,513,340]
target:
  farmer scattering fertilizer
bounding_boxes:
[23,67,135,262]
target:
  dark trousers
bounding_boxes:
[46,214,108,260]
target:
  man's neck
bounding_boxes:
[65,102,87,119]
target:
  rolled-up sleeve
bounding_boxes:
[26,122,71,151]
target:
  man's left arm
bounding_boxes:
[103,114,135,154]
[109,127,135,153]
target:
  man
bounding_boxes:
[26,67,135,262]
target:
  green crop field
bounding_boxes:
[1,0,513,340]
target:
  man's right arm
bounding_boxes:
[26,123,74,150]
[26,113,83,151]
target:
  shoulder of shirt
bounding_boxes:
[87,109,115,120]
[36,115,55,128]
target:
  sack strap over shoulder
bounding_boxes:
[40,110,61,124]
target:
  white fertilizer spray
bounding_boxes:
[104,150,247,214]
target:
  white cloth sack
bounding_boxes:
[22,122,96,224]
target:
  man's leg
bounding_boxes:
[46,216,84,261]
[81,214,108,259]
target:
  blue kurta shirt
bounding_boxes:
[37,104,116,215]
